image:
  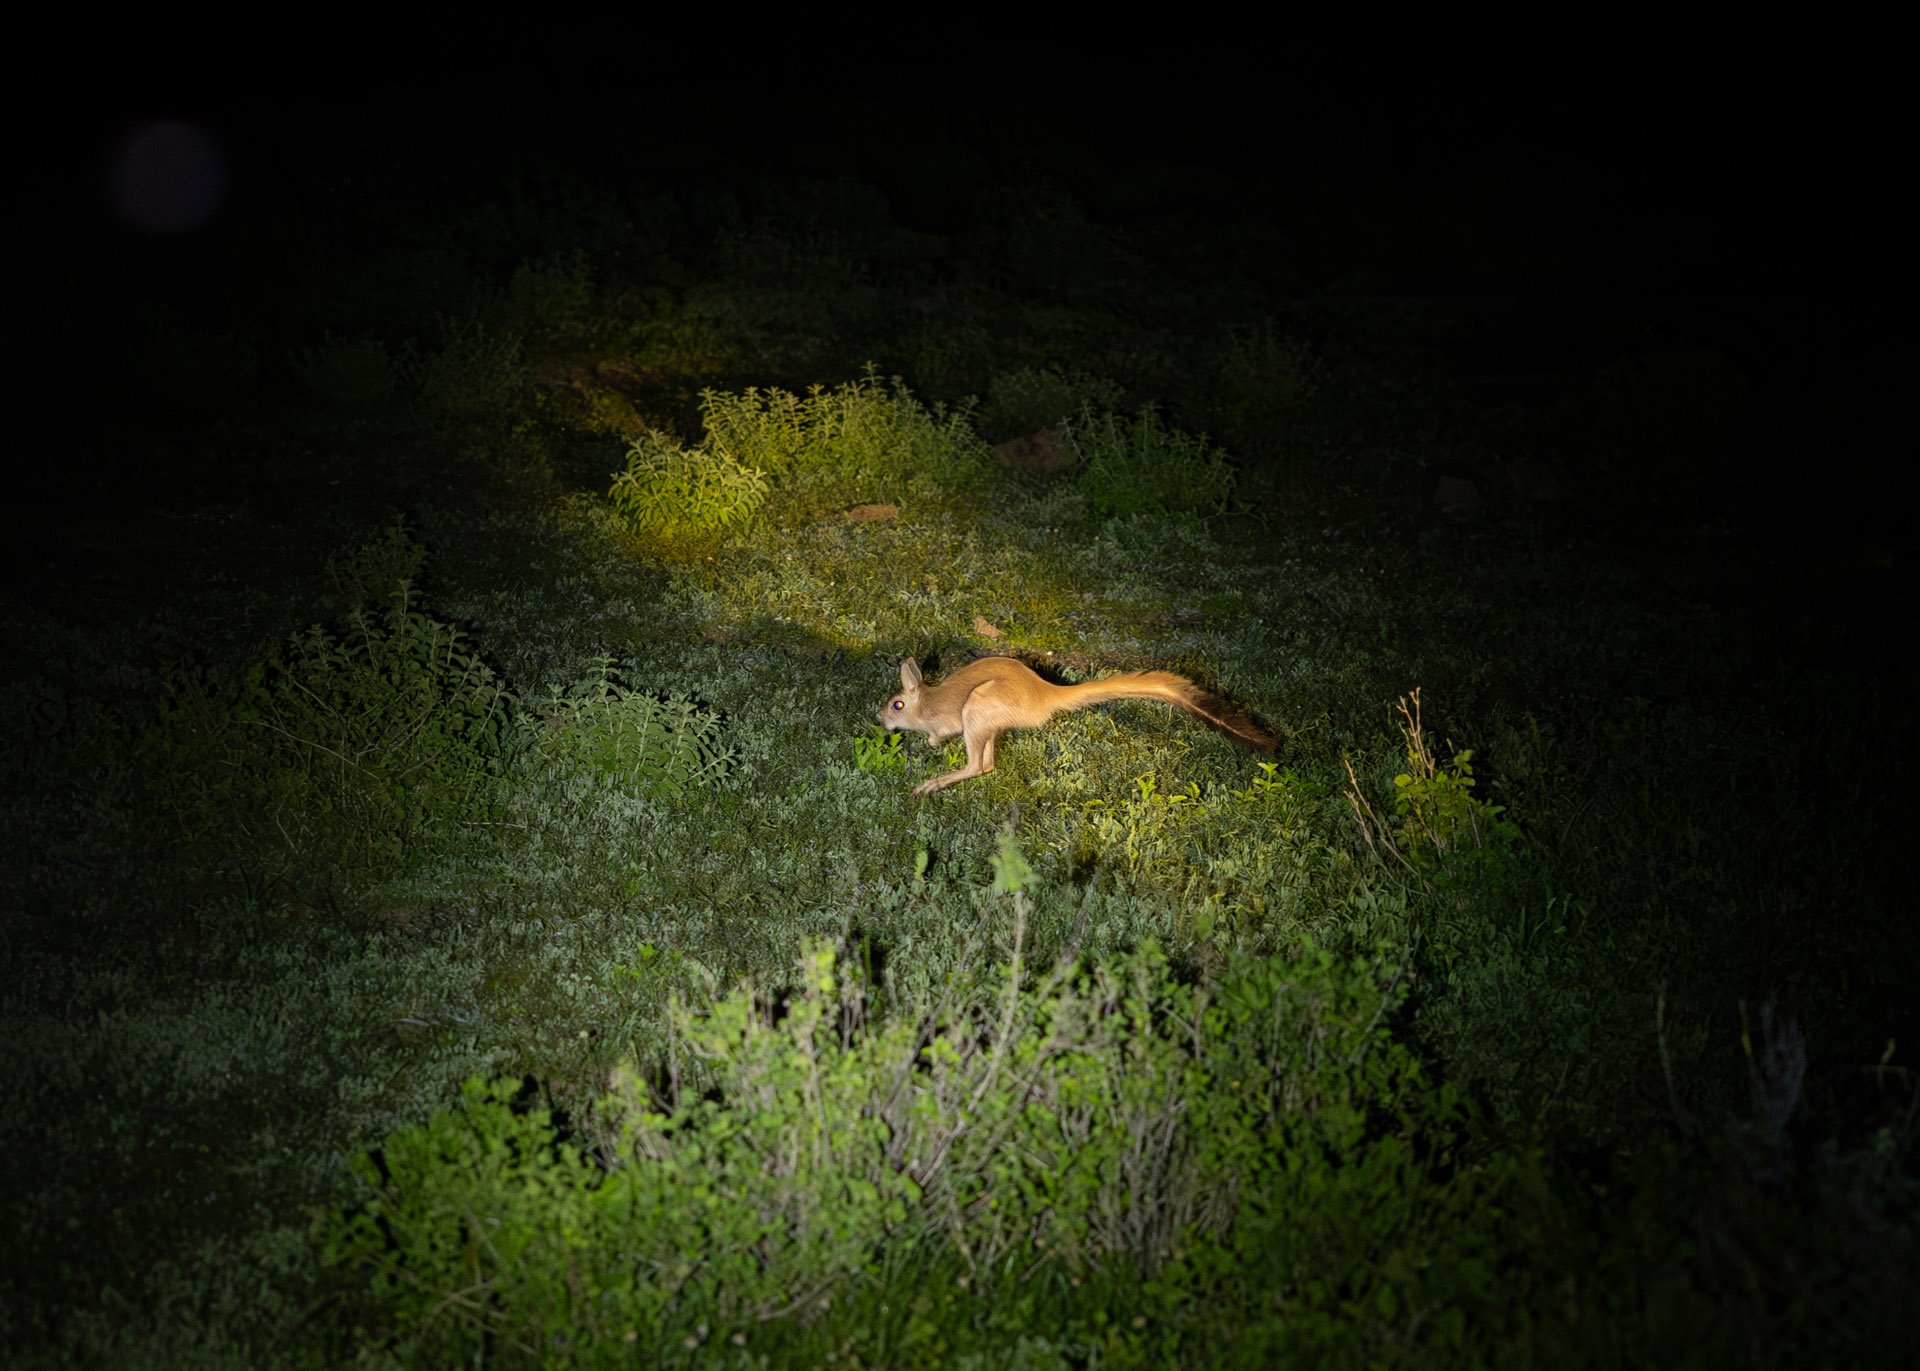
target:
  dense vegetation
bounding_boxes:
[3,92,1911,1366]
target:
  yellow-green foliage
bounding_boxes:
[607,431,768,541]
[1392,746,1515,872]
[698,381,808,472]
[1034,764,1348,943]
[606,371,991,549]
[695,511,1117,652]
[1352,691,1522,884]
[700,367,992,500]
[320,926,1481,1364]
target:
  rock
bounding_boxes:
[1431,473,1485,514]
[992,427,1075,474]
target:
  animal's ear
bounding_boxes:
[901,659,922,690]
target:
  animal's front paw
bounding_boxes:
[911,778,940,797]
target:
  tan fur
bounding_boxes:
[878,656,1274,796]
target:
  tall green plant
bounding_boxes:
[318,842,1461,1363]
[1344,689,1519,884]
[236,582,510,867]
[700,367,991,497]
[607,431,767,542]
[1067,404,1234,516]
[522,656,734,798]
[143,531,511,874]
[402,316,524,421]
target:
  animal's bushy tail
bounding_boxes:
[1061,670,1277,752]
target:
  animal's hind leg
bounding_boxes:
[912,714,999,795]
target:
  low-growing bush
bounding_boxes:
[1344,689,1521,888]
[142,529,744,885]
[234,581,511,869]
[402,316,524,422]
[1196,319,1321,450]
[700,367,992,500]
[142,563,509,878]
[1067,404,1234,516]
[1030,763,1350,945]
[607,431,768,542]
[521,656,734,798]
[851,725,907,774]
[608,371,993,541]
[320,902,1484,1364]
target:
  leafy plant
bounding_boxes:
[1032,763,1347,945]
[523,656,733,799]
[323,516,426,610]
[505,249,593,341]
[606,430,768,542]
[240,584,510,868]
[1390,689,1518,872]
[696,382,809,473]
[142,530,511,874]
[1199,319,1321,447]
[851,726,907,774]
[402,316,524,421]
[1343,689,1519,887]
[319,894,1464,1364]
[1066,403,1234,516]
[700,367,991,500]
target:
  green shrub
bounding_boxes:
[402,316,524,421]
[238,584,510,868]
[1067,404,1234,516]
[144,532,510,874]
[522,657,734,799]
[1030,763,1349,945]
[1198,319,1320,448]
[906,320,993,402]
[1343,690,1520,887]
[607,431,768,542]
[851,726,907,774]
[696,382,809,473]
[317,841,1495,1364]
[322,516,426,609]
[700,367,991,499]
[609,371,991,539]
[505,249,593,341]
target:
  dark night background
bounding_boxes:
[13,64,1904,643]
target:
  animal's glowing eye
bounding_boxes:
[891,699,904,710]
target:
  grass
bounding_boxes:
[3,101,1912,1368]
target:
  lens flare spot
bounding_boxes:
[111,119,228,234]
